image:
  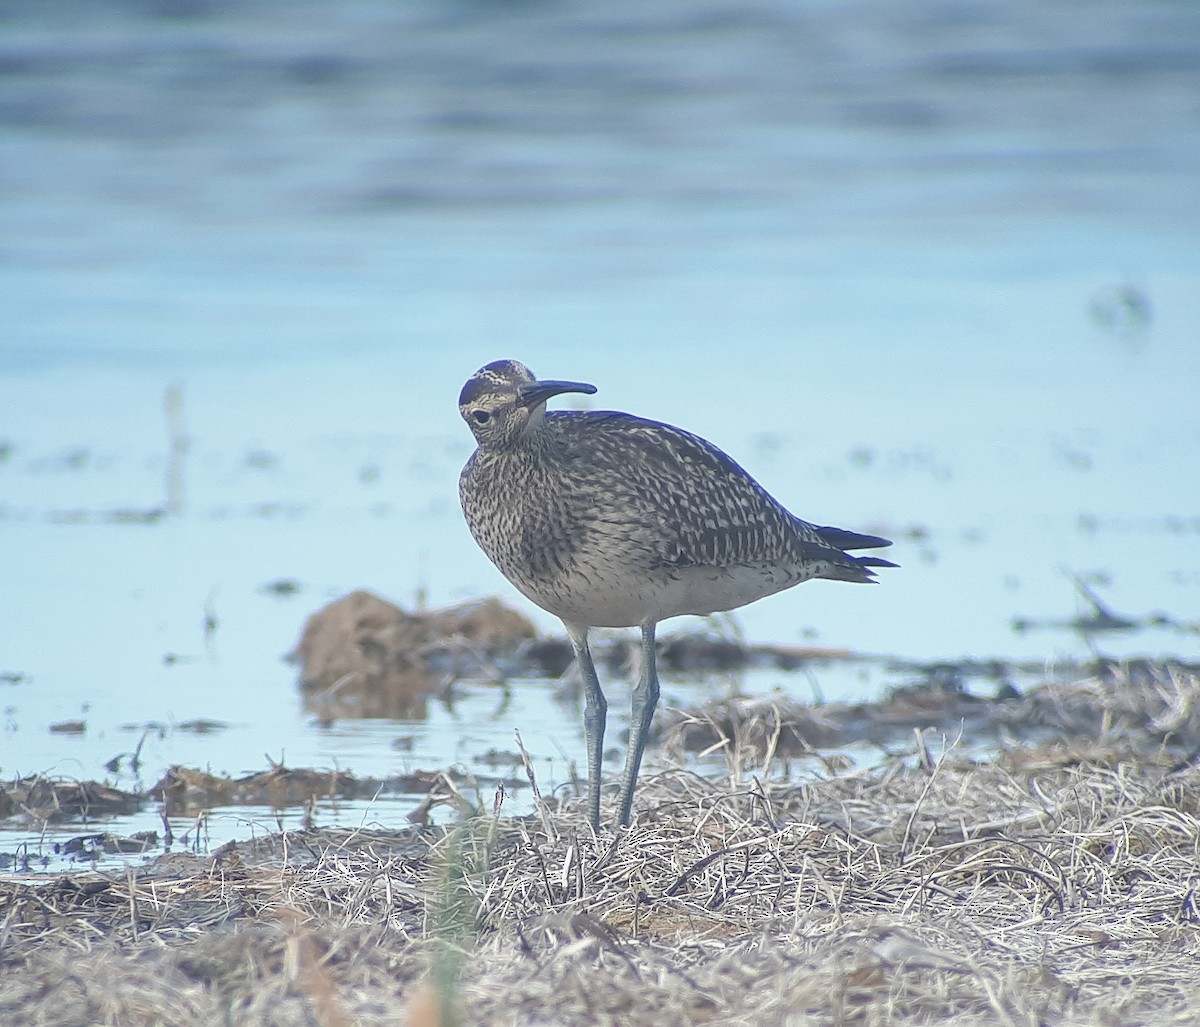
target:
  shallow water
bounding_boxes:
[2,0,1198,868]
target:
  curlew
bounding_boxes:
[458,359,896,829]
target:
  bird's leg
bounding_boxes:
[615,620,660,828]
[565,622,606,831]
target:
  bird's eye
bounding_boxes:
[472,410,491,425]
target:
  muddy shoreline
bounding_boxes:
[4,595,1198,1023]
[3,661,1199,1025]
[4,593,1196,876]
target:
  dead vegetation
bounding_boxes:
[291,591,540,719]
[663,657,1200,764]
[2,665,1200,1026]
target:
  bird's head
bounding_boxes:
[458,360,596,447]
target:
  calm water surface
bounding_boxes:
[1,0,1198,867]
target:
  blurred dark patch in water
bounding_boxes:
[291,591,537,720]
[1013,579,1199,641]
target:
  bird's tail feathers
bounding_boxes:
[817,555,895,584]
[855,555,899,569]
[802,526,899,583]
[814,524,894,552]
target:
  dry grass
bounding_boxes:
[3,666,1200,1026]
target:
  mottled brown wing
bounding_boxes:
[546,411,836,571]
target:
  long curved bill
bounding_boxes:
[518,379,597,409]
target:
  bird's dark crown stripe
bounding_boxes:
[459,376,497,408]
[483,359,522,375]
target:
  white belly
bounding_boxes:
[517,562,815,629]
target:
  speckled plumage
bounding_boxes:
[458,359,895,828]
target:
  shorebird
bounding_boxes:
[458,359,896,829]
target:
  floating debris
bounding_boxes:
[259,578,303,598]
[0,777,142,824]
[174,719,229,735]
[54,831,158,862]
[1013,578,1199,638]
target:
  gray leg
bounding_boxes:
[565,622,606,831]
[615,621,659,827]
